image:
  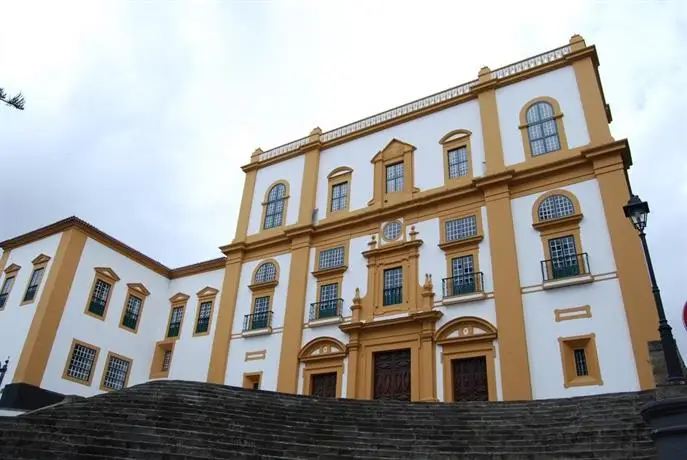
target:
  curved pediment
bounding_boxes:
[298,337,347,362]
[435,316,497,344]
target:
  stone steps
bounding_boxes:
[0,380,673,459]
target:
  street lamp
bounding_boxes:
[623,194,685,383]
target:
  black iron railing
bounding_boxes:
[122,312,139,330]
[88,297,106,316]
[0,293,8,309]
[541,253,590,282]
[195,317,210,334]
[23,285,37,302]
[243,311,273,331]
[383,287,403,306]
[309,299,343,321]
[167,321,181,338]
[442,272,484,297]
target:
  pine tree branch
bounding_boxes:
[0,87,25,110]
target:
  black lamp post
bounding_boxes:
[623,194,685,383]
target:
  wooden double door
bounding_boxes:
[451,356,489,401]
[373,349,411,401]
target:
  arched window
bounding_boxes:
[263,183,286,229]
[537,194,575,221]
[254,262,277,284]
[525,102,561,156]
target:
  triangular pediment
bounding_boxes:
[371,138,416,163]
[4,263,21,274]
[196,286,219,298]
[31,254,51,265]
[127,282,150,297]
[94,267,120,282]
[169,292,190,304]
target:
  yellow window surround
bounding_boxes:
[20,254,51,306]
[83,267,120,321]
[559,333,603,388]
[118,282,150,333]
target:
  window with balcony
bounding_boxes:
[262,181,289,230]
[310,282,342,322]
[245,296,272,331]
[519,97,568,159]
[383,267,403,306]
[100,352,132,391]
[119,283,149,333]
[167,306,184,338]
[62,339,100,386]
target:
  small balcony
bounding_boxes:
[540,253,592,289]
[0,293,8,309]
[309,299,343,326]
[441,272,486,305]
[383,287,403,306]
[23,285,37,303]
[122,313,139,330]
[242,311,273,337]
[167,321,181,339]
[88,297,106,317]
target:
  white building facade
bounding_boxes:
[0,35,661,410]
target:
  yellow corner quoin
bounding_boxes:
[0,35,660,401]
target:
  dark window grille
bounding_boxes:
[264,183,286,229]
[526,101,561,156]
[66,343,97,382]
[23,268,44,302]
[162,350,172,371]
[167,306,184,338]
[574,348,588,376]
[254,262,277,283]
[538,194,575,221]
[243,309,273,331]
[310,284,342,321]
[122,295,142,330]
[331,182,348,211]
[385,162,404,192]
[102,356,130,390]
[88,279,111,317]
[383,267,403,306]
[442,272,484,297]
[195,301,212,334]
[0,276,13,309]
[318,247,345,270]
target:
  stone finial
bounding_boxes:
[252,147,263,156]
[251,148,263,163]
[478,66,492,83]
[423,274,433,291]
[368,234,377,249]
[309,127,322,143]
[569,34,586,50]
[409,225,419,241]
[353,287,361,304]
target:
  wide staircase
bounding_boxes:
[0,380,670,459]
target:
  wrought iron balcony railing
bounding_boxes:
[309,299,343,321]
[88,297,107,316]
[0,293,8,309]
[122,312,139,330]
[167,321,181,338]
[383,287,403,306]
[23,285,37,302]
[442,272,484,298]
[195,317,210,334]
[540,253,590,282]
[243,311,273,331]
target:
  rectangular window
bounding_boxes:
[88,279,111,317]
[447,146,469,178]
[383,267,403,306]
[66,343,98,383]
[573,348,588,377]
[162,350,173,371]
[121,295,143,330]
[102,355,131,391]
[330,182,349,212]
[250,296,270,330]
[385,162,404,193]
[23,267,45,302]
[195,301,212,334]
[0,276,14,309]
[318,246,345,270]
[450,255,476,295]
[445,216,477,242]
[317,283,339,319]
[167,306,184,338]
[264,199,285,229]
[548,235,580,279]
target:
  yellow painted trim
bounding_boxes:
[83,267,119,321]
[260,180,290,231]
[193,287,219,337]
[518,96,569,160]
[531,189,582,224]
[234,169,258,242]
[61,338,101,387]
[118,283,150,334]
[19,254,51,306]
[165,294,188,340]
[13,229,87,386]
[440,129,474,187]
[298,146,321,226]
[555,305,592,322]
[442,343,497,402]
[149,340,175,379]
[475,75,505,174]
[368,139,419,209]
[251,259,281,285]
[326,166,353,218]
[303,360,344,398]
[558,333,603,388]
[245,350,266,361]
[99,351,133,392]
[0,250,10,274]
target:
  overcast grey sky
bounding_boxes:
[1,1,686,350]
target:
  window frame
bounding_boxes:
[439,129,473,185]
[118,283,150,333]
[99,351,133,392]
[0,266,18,310]
[369,139,418,209]
[260,180,290,231]
[61,338,101,386]
[382,266,403,306]
[193,286,219,337]
[385,162,405,193]
[519,97,568,159]
[243,371,263,390]
[149,340,175,379]
[559,333,602,388]
[20,254,51,306]
[326,167,353,217]
[247,259,280,334]
[83,267,120,321]
[166,292,189,340]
